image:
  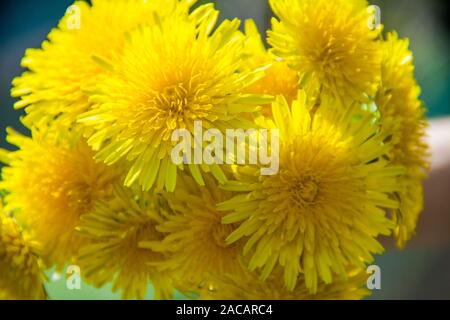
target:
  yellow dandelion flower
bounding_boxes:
[376,32,429,248]
[219,92,404,293]
[0,207,47,300]
[77,185,173,300]
[78,4,270,192]
[242,19,300,117]
[201,267,369,300]
[268,0,381,104]
[11,0,195,130]
[145,173,245,292]
[0,128,119,268]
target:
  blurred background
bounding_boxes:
[0,0,449,299]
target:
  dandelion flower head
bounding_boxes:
[79,3,270,192]
[149,173,245,293]
[0,206,47,300]
[376,32,429,247]
[219,92,404,293]
[0,128,119,268]
[77,185,174,300]
[268,0,382,104]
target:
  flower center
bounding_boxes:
[211,221,234,248]
[291,178,319,206]
[66,181,94,214]
[155,83,189,115]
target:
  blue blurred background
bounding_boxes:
[0,0,449,299]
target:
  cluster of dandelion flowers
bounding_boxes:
[77,185,174,300]
[11,0,195,131]
[148,173,246,293]
[79,4,270,192]
[0,207,47,300]
[219,94,405,293]
[268,0,382,104]
[376,32,429,248]
[0,128,120,268]
[0,0,430,300]
[201,268,370,300]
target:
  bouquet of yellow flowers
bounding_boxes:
[0,0,428,300]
